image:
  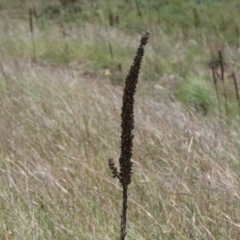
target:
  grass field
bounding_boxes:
[1,0,240,239]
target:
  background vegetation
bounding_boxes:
[1,0,240,239]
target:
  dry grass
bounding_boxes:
[0,55,240,239]
[1,2,240,239]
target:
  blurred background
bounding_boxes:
[1,1,240,239]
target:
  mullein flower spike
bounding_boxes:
[119,30,149,186]
[107,31,149,240]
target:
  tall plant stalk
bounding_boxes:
[232,72,240,116]
[211,62,222,119]
[218,50,229,124]
[29,8,36,62]
[108,30,150,240]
